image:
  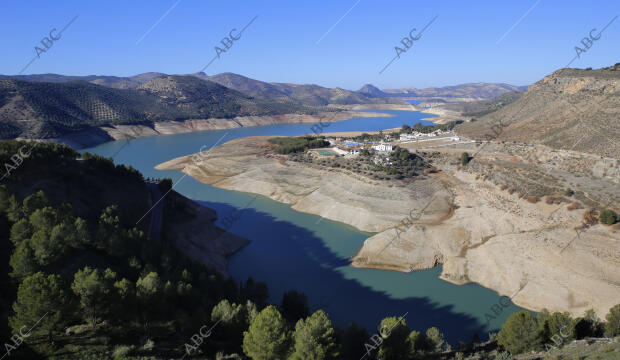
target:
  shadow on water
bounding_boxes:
[199,200,491,345]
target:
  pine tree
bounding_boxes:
[605,304,620,336]
[290,310,339,360]
[10,272,73,342]
[71,267,117,328]
[377,316,410,360]
[243,305,291,360]
[498,310,542,354]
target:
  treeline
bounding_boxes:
[401,120,464,134]
[268,136,330,154]
[0,186,263,359]
[497,307,620,356]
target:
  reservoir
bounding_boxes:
[82,108,523,344]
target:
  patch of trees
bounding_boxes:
[268,136,330,154]
[401,120,464,135]
[498,306,620,355]
[289,146,428,180]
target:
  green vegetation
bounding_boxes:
[497,308,618,356]
[289,310,339,360]
[606,304,620,336]
[242,306,291,360]
[290,146,430,180]
[498,311,542,354]
[599,209,618,225]
[460,152,470,166]
[268,136,330,154]
[405,120,464,134]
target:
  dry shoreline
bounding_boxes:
[50,109,399,149]
[155,135,620,318]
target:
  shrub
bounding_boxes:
[460,152,470,166]
[142,339,155,351]
[113,345,134,359]
[599,209,618,225]
[567,202,582,211]
[605,304,620,336]
[565,188,574,197]
[496,351,513,360]
[583,209,598,226]
[507,188,515,195]
[525,195,540,203]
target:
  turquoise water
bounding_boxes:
[82,109,522,344]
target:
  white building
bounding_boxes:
[372,143,394,152]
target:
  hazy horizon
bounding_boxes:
[1,0,618,89]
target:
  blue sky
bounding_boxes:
[1,0,618,90]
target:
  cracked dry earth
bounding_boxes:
[157,136,620,318]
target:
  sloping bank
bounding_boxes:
[155,136,620,319]
[48,111,391,149]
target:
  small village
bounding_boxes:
[309,129,462,160]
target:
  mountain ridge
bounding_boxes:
[457,64,620,158]
[0,75,317,139]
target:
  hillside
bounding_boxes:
[457,64,620,158]
[383,82,528,100]
[197,72,291,102]
[0,140,253,359]
[203,72,402,106]
[440,91,523,117]
[0,76,315,139]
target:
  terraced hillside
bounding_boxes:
[0,75,315,139]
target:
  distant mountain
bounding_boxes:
[2,72,403,107]
[201,72,400,106]
[383,82,528,100]
[196,72,291,102]
[457,64,620,158]
[358,84,389,97]
[0,72,165,89]
[0,75,313,139]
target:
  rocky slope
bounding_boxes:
[156,135,620,318]
[164,191,249,275]
[458,64,620,158]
